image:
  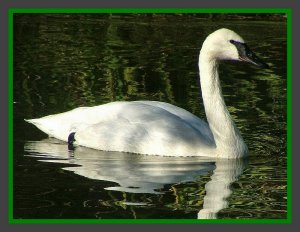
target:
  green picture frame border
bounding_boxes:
[8,8,292,224]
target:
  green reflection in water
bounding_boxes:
[14,14,287,219]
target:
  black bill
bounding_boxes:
[230,40,269,69]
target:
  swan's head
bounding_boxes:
[200,28,269,68]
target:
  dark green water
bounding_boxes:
[13,14,287,219]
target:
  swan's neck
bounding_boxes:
[199,54,248,158]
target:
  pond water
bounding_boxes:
[13,14,287,219]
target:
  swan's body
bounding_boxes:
[26,101,216,157]
[26,28,268,158]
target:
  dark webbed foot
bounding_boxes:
[68,132,76,150]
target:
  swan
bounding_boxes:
[25,28,268,158]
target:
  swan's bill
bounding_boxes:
[230,40,269,68]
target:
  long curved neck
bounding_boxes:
[199,53,248,158]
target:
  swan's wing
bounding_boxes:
[136,101,214,143]
[75,102,215,156]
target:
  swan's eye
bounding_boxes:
[230,40,246,51]
[230,40,240,45]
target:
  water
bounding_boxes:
[13,14,287,219]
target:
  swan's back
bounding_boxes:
[26,101,215,156]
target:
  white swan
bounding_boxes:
[26,28,268,158]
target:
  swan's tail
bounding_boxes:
[24,118,71,143]
[25,118,46,134]
[25,118,41,127]
[25,118,51,136]
[25,118,34,123]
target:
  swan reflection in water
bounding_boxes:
[24,138,247,219]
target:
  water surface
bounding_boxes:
[13,14,287,219]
